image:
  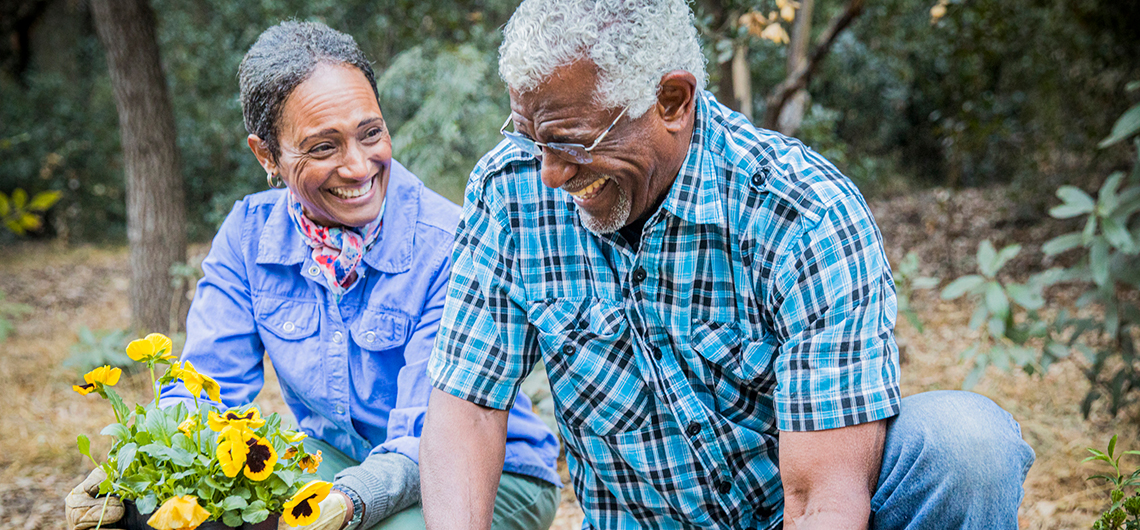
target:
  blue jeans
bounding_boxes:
[868,390,1036,530]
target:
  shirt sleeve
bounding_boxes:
[769,192,902,432]
[427,171,540,410]
[160,199,266,409]
[372,239,451,460]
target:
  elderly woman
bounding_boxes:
[64,20,561,530]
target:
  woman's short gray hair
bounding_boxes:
[239,21,377,161]
[499,0,707,119]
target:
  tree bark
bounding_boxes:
[731,42,753,121]
[90,0,186,334]
[763,0,865,131]
[777,0,815,135]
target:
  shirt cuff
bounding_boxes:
[333,452,420,528]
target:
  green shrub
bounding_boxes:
[65,327,133,372]
[1087,435,1140,530]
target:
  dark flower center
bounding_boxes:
[290,494,318,518]
[226,410,256,421]
[245,439,271,472]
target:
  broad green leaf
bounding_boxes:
[958,344,979,362]
[1110,435,1119,458]
[1083,213,1099,245]
[911,276,940,290]
[1055,186,1096,216]
[992,244,1021,275]
[100,423,130,441]
[105,389,130,430]
[1098,172,1125,214]
[977,240,998,278]
[172,433,195,454]
[1008,345,1036,367]
[1042,233,1083,256]
[116,443,137,476]
[221,496,249,511]
[1092,239,1110,287]
[167,446,194,467]
[941,275,985,300]
[0,192,8,217]
[136,494,158,515]
[243,509,270,525]
[963,357,988,390]
[1046,342,1071,360]
[1100,104,1140,148]
[1006,283,1044,310]
[903,310,924,333]
[204,475,225,492]
[223,510,244,527]
[26,190,61,211]
[984,282,1010,318]
[77,434,91,457]
[140,443,175,461]
[968,303,988,330]
[988,316,1007,338]
[990,345,1010,371]
[1103,217,1134,253]
[11,188,26,210]
[5,220,24,235]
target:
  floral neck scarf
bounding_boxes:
[287,192,384,300]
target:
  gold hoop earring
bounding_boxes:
[267,172,286,189]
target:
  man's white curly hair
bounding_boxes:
[499,0,708,119]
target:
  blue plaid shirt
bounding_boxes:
[429,91,901,529]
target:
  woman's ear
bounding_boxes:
[247,135,276,174]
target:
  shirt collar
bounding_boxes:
[659,90,726,226]
[256,159,420,274]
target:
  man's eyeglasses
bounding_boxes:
[499,107,628,165]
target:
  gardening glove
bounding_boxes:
[279,491,348,530]
[65,467,124,530]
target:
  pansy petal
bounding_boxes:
[125,338,155,362]
[145,333,173,358]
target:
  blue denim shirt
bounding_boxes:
[161,160,561,487]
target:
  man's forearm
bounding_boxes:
[781,492,871,530]
[421,388,509,530]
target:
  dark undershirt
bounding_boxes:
[617,194,668,253]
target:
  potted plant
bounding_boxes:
[73,333,332,530]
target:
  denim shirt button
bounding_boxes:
[307,265,320,276]
[283,322,296,333]
[332,331,343,343]
[364,331,376,343]
[336,405,345,414]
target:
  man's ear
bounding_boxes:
[657,70,697,133]
[247,135,277,174]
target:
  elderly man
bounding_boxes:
[421,1,1034,529]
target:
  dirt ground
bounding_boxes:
[0,186,1134,530]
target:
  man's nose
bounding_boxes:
[539,151,579,190]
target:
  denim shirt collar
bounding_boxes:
[256,159,421,274]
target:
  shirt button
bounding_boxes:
[561,343,575,356]
[686,422,701,436]
[283,322,296,332]
[332,331,343,343]
[751,173,764,186]
[632,267,647,282]
[717,480,732,494]
[307,265,320,276]
[336,405,345,414]
[364,331,376,343]
[652,348,663,361]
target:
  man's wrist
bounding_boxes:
[331,485,363,530]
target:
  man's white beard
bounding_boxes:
[579,182,632,235]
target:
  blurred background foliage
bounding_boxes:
[1,0,1138,241]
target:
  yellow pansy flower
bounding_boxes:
[174,361,222,402]
[298,450,322,474]
[283,446,298,459]
[207,408,265,433]
[178,414,198,437]
[216,426,250,478]
[126,333,175,363]
[72,365,123,395]
[282,430,307,443]
[243,434,278,481]
[282,480,332,527]
[146,495,210,530]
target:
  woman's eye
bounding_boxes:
[363,127,384,141]
[308,143,334,155]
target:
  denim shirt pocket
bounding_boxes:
[254,298,323,390]
[529,298,652,436]
[349,308,408,351]
[256,298,320,340]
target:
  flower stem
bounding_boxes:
[149,363,159,408]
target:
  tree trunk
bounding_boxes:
[90,0,186,335]
[731,42,753,121]
[777,0,814,135]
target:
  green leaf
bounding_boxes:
[1099,172,1125,215]
[977,240,998,278]
[1042,233,1084,256]
[100,423,130,441]
[1083,215,1099,244]
[115,442,137,476]
[167,446,194,467]
[958,344,979,362]
[26,190,61,212]
[984,282,1010,318]
[968,303,988,330]
[1110,435,1119,458]
[989,345,1010,371]
[221,496,249,511]
[11,188,26,210]
[77,434,91,457]
[1092,239,1111,287]
[988,316,1007,338]
[105,389,130,429]
[963,357,988,389]
[1005,283,1044,310]
[1055,186,1096,217]
[135,494,158,516]
[0,192,8,217]
[1008,345,1036,368]
[140,443,175,461]
[911,276,940,290]
[1103,217,1135,253]
[1100,104,1140,148]
[992,244,1021,275]
[1046,342,1071,360]
[223,510,244,527]
[941,275,985,300]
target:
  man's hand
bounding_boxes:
[780,420,887,530]
[65,468,124,530]
[420,388,510,530]
[277,492,348,530]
